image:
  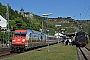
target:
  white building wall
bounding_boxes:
[0,15,7,30]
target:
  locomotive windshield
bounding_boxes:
[14,32,26,36]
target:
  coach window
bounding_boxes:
[29,33,31,37]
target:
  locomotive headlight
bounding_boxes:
[22,39,25,42]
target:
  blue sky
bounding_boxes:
[0,0,90,20]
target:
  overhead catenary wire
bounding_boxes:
[74,0,87,20]
[80,0,90,19]
[84,5,90,19]
[9,0,33,13]
[80,0,87,19]
[9,0,23,11]
[81,0,87,14]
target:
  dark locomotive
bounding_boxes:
[74,31,88,47]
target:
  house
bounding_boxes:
[0,15,7,30]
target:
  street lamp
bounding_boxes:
[42,13,52,52]
[42,13,52,16]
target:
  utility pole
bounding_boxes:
[42,22,43,33]
[6,3,10,47]
[80,13,81,19]
[41,22,43,42]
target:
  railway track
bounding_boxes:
[0,51,18,60]
[0,48,10,56]
[77,47,90,60]
[0,48,18,60]
[0,48,10,59]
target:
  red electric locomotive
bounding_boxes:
[11,30,30,52]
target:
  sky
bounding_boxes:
[0,0,90,20]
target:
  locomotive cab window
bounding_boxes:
[14,32,26,36]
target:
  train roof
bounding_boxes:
[32,30,42,34]
[14,29,33,33]
[14,29,55,36]
[14,29,27,32]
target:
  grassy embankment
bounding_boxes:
[3,44,77,60]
